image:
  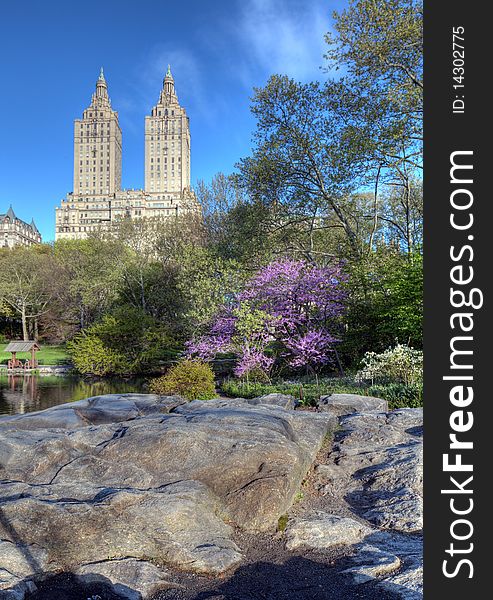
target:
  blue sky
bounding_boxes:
[0,0,343,242]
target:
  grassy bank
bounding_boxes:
[220,377,423,410]
[0,345,70,366]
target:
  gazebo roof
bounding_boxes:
[4,341,40,353]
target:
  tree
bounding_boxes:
[238,76,372,259]
[379,177,422,255]
[339,249,423,366]
[236,0,423,262]
[325,0,423,186]
[67,306,179,376]
[101,215,204,327]
[0,246,58,340]
[325,0,423,138]
[175,245,245,336]
[53,238,123,333]
[188,259,347,378]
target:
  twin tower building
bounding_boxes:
[55,67,199,240]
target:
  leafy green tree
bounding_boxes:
[53,238,123,332]
[325,0,423,207]
[67,306,179,376]
[236,0,423,263]
[238,75,370,259]
[340,250,422,366]
[176,245,245,336]
[325,0,423,146]
[0,246,59,340]
[103,216,203,327]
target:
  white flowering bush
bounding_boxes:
[355,344,423,386]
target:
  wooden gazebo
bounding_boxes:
[5,341,40,370]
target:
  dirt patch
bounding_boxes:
[149,531,400,599]
[26,572,125,600]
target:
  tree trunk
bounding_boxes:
[21,303,28,341]
[368,165,382,255]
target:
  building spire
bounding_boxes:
[163,64,177,102]
[94,66,109,103]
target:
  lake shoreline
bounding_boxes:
[0,373,149,416]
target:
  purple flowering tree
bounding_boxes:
[187,259,347,378]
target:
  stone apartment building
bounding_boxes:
[55,67,199,240]
[0,206,42,248]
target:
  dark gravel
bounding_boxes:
[26,540,400,600]
[26,572,124,600]
[149,530,401,600]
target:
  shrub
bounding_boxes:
[339,252,423,368]
[368,383,423,409]
[67,332,129,376]
[67,307,180,376]
[149,359,216,401]
[355,344,423,386]
[277,514,289,532]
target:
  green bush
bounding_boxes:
[67,307,180,376]
[67,331,129,376]
[149,359,216,401]
[368,383,423,409]
[339,253,423,368]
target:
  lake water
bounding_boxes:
[0,374,148,416]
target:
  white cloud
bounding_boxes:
[234,0,332,84]
[118,45,220,131]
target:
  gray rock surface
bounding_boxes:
[371,532,423,600]
[295,407,423,598]
[0,394,186,431]
[0,541,48,596]
[0,481,241,575]
[284,515,422,599]
[250,393,296,410]
[317,393,388,416]
[75,558,179,600]
[343,543,402,583]
[285,514,372,550]
[344,531,423,599]
[0,394,335,596]
[321,408,423,532]
[0,396,422,599]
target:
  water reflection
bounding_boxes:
[0,374,148,416]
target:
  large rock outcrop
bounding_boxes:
[326,408,423,532]
[0,394,336,598]
[286,407,423,599]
